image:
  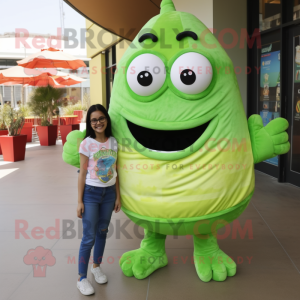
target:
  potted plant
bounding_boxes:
[28,85,64,146]
[0,104,27,162]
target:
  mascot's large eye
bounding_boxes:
[127,54,166,96]
[170,52,213,94]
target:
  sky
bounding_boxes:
[0,0,86,37]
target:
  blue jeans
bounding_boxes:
[78,184,116,276]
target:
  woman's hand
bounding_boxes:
[114,197,121,213]
[77,202,84,218]
[78,154,88,218]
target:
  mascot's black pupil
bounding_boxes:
[180,69,196,85]
[137,71,153,87]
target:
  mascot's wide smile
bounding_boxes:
[126,118,211,152]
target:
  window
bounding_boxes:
[259,0,281,32]
[105,45,116,110]
[294,0,300,20]
[248,0,300,186]
[0,59,18,69]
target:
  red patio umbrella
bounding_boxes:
[17,47,86,70]
[0,66,86,87]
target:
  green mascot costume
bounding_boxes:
[63,0,290,282]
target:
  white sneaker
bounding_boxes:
[77,278,95,295]
[91,265,108,284]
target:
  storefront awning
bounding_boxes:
[64,0,161,41]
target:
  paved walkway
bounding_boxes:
[0,141,300,300]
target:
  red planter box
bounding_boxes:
[60,124,80,145]
[21,127,33,143]
[37,125,58,146]
[0,135,27,162]
[0,130,9,155]
[73,110,83,124]
[51,120,60,137]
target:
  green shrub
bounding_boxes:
[0,104,25,136]
[62,93,91,116]
[62,102,84,116]
[18,104,32,117]
[28,85,64,126]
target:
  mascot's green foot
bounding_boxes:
[119,248,168,279]
[119,229,167,279]
[193,234,236,282]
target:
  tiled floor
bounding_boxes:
[0,141,300,300]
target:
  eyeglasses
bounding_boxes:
[90,117,107,125]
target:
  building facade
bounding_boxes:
[248,0,300,186]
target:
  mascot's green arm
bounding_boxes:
[248,114,290,164]
[62,130,86,168]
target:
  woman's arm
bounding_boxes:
[114,173,121,213]
[77,153,89,218]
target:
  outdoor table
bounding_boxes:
[25,117,35,123]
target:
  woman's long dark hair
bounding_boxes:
[85,104,112,139]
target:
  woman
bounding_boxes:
[77,104,121,295]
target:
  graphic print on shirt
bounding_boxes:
[93,147,117,183]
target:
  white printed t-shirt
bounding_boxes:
[79,136,118,187]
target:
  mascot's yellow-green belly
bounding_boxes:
[117,141,255,228]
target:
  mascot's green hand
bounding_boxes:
[248,115,290,164]
[62,129,86,168]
